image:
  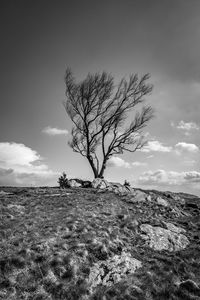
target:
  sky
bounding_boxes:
[0,0,200,196]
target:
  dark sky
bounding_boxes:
[0,0,200,195]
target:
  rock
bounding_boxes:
[171,206,189,217]
[107,184,149,201]
[68,179,82,188]
[7,204,25,215]
[126,190,150,203]
[140,223,189,251]
[165,192,185,205]
[91,180,151,202]
[164,222,186,234]
[134,190,150,202]
[156,196,168,207]
[88,251,142,292]
[82,180,92,188]
[0,190,13,196]
[107,183,133,195]
[91,178,110,189]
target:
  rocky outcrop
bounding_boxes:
[68,179,82,188]
[127,189,151,202]
[140,223,189,251]
[91,178,110,189]
[91,179,152,203]
[88,251,142,292]
[7,204,25,215]
[156,196,169,207]
[107,183,133,195]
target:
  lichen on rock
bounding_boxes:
[88,251,142,292]
[91,178,110,189]
[156,196,168,207]
[140,223,189,252]
[68,179,82,188]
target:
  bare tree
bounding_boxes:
[63,68,154,179]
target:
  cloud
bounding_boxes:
[42,126,68,136]
[175,142,199,154]
[183,160,196,166]
[108,156,131,168]
[137,169,200,188]
[184,171,200,183]
[0,142,58,186]
[108,157,147,168]
[141,141,172,153]
[0,168,13,176]
[0,142,41,168]
[132,161,147,167]
[177,121,199,131]
[147,155,154,159]
[172,120,199,135]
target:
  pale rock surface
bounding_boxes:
[107,183,133,195]
[132,190,150,202]
[140,223,189,251]
[164,192,186,205]
[164,222,186,234]
[88,251,142,292]
[68,179,82,188]
[91,178,110,189]
[91,179,151,203]
[156,196,169,207]
[0,190,13,196]
[7,204,25,215]
[125,190,151,203]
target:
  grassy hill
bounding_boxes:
[0,186,200,300]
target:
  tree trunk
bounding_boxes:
[87,156,98,178]
[98,159,107,178]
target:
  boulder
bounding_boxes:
[164,192,185,205]
[91,178,110,189]
[91,180,151,202]
[156,196,168,207]
[126,190,151,203]
[133,190,150,202]
[82,180,92,188]
[107,183,133,195]
[88,251,142,292]
[68,179,82,188]
[7,204,25,215]
[140,223,189,252]
[164,222,186,234]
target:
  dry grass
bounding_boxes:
[0,186,200,299]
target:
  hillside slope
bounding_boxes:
[0,186,200,300]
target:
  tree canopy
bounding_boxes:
[64,69,154,178]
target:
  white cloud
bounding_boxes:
[108,156,131,168]
[132,161,147,167]
[0,142,58,186]
[141,140,172,153]
[138,169,200,188]
[0,142,41,168]
[184,171,200,183]
[177,120,199,131]
[175,142,199,154]
[146,155,154,159]
[42,126,68,136]
[172,120,199,135]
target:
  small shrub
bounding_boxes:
[58,172,70,188]
[124,180,130,187]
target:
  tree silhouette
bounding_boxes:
[64,68,154,178]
